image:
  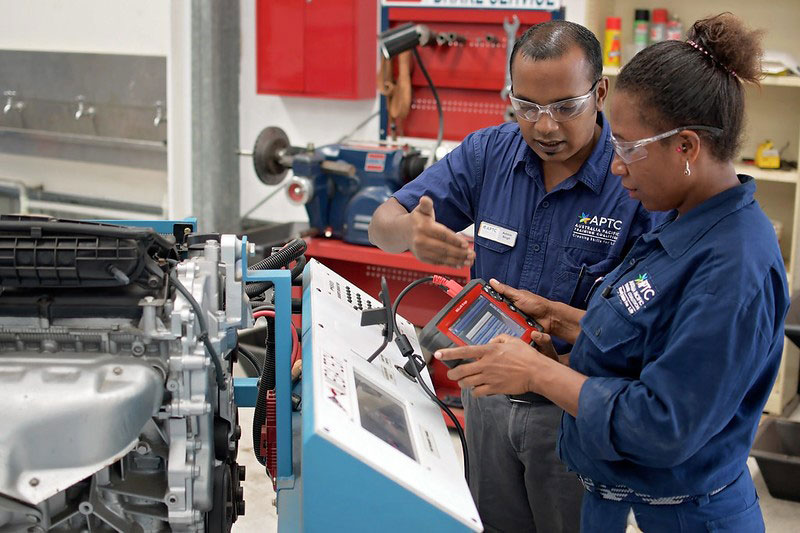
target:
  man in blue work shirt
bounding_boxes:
[369,21,656,532]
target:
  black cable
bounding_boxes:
[166,272,227,391]
[387,275,469,482]
[237,344,263,376]
[246,239,307,298]
[290,255,307,282]
[391,276,433,335]
[366,336,389,364]
[366,277,395,364]
[254,315,276,467]
[411,47,443,162]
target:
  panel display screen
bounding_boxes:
[354,371,417,461]
[449,295,525,345]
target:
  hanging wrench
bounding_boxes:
[500,15,520,100]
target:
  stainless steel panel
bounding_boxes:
[0,50,167,143]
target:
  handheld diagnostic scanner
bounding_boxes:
[420,279,543,368]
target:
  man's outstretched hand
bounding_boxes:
[407,196,474,269]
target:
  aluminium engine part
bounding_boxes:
[0,220,251,532]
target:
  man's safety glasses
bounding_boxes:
[509,79,600,123]
[610,125,723,164]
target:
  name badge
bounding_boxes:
[477,221,517,247]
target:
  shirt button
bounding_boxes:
[629,258,637,266]
[595,327,602,336]
[532,244,541,252]
[541,201,550,208]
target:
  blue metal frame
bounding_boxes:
[379,5,390,141]
[233,377,258,407]
[89,218,197,234]
[238,236,295,484]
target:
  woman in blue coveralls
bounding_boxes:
[436,13,789,532]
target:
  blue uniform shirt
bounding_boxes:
[393,114,656,313]
[559,176,789,497]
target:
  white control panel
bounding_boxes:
[304,259,481,531]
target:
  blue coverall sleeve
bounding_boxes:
[574,273,782,467]
[392,133,484,232]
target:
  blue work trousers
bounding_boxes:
[579,469,764,532]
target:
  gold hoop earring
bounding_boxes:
[684,160,691,176]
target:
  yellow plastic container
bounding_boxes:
[756,140,781,169]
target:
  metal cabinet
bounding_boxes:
[256,0,376,99]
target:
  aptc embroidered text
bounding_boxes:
[573,212,623,245]
[617,273,655,315]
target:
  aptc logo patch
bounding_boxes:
[572,212,623,245]
[617,273,656,315]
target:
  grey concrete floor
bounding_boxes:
[233,404,800,532]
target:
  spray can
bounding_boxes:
[603,17,622,67]
[633,9,649,56]
[666,15,683,40]
[649,9,668,44]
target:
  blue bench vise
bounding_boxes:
[251,126,427,246]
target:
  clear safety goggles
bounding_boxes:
[610,125,723,164]
[509,79,600,123]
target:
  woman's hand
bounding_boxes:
[489,278,556,332]
[489,278,586,344]
[436,333,586,416]
[530,330,558,361]
[434,335,543,397]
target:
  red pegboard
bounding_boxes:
[383,4,561,140]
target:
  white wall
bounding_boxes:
[0,0,169,215]
[0,0,169,55]
[563,0,588,25]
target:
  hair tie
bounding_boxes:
[686,39,737,77]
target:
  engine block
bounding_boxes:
[0,222,250,532]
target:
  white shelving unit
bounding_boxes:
[583,0,800,414]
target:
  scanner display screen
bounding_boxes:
[354,371,417,461]
[449,295,525,345]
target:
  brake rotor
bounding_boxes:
[253,126,290,185]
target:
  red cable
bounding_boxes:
[253,310,300,365]
[432,275,463,298]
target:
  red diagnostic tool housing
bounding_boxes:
[420,279,543,368]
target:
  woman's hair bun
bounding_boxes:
[688,13,764,83]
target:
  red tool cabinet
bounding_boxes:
[256,0,377,99]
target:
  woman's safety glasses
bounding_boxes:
[610,125,723,164]
[509,79,600,123]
